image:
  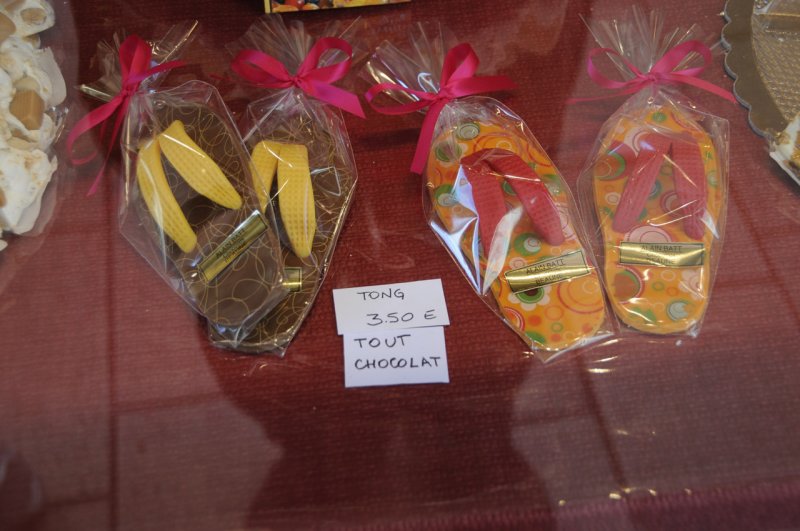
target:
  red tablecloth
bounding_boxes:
[1,0,799,529]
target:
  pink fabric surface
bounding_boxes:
[0,0,799,529]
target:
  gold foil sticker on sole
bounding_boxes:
[282,267,303,292]
[198,210,268,283]
[504,250,592,293]
[618,242,705,268]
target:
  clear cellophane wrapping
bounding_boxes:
[575,8,729,339]
[85,24,287,347]
[364,23,612,363]
[120,80,287,346]
[207,16,361,355]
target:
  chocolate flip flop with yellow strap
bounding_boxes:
[591,106,725,334]
[131,95,285,338]
[209,117,357,353]
[427,121,607,356]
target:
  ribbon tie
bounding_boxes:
[365,43,516,174]
[67,35,184,196]
[568,40,736,104]
[231,37,365,119]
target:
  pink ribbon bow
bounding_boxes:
[67,35,184,196]
[568,40,736,104]
[231,37,365,119]
[365,43,516,174]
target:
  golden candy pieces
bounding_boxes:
[10,89,43,130]
[0,13,15,44]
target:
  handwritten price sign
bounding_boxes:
[332,279,450,335]
[333,279,451,388]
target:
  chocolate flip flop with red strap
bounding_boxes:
[591,107,725,335]
[427,121,608,358]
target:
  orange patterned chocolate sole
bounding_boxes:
[427,120,606,354]
[592,105,724,334]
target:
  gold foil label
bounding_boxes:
[504,251,591,293]
[198,211,268,283]
[618,242,705,267]
[283,267,303,292]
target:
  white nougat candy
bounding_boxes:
[770,114,800,186]
[0,0,64,249]
[36,47,64,106]
[0,62,11,104]
[0,36,60,151]
[0,146,55,234]
[12,173,46,234]
[0,0,55,38]
[0,35,61,109]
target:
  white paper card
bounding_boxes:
[343,327,449,388]
[332,279,450,335]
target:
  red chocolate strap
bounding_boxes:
[460,161,507,256]
[613,134,671,234]
[482,149,564,246]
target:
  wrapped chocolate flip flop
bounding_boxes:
[128,83,286,339]
[365,24,610,362]
[572,8,733,337]
[208,17,364,354]
[69,31,286,346]
[589,104,726,335]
